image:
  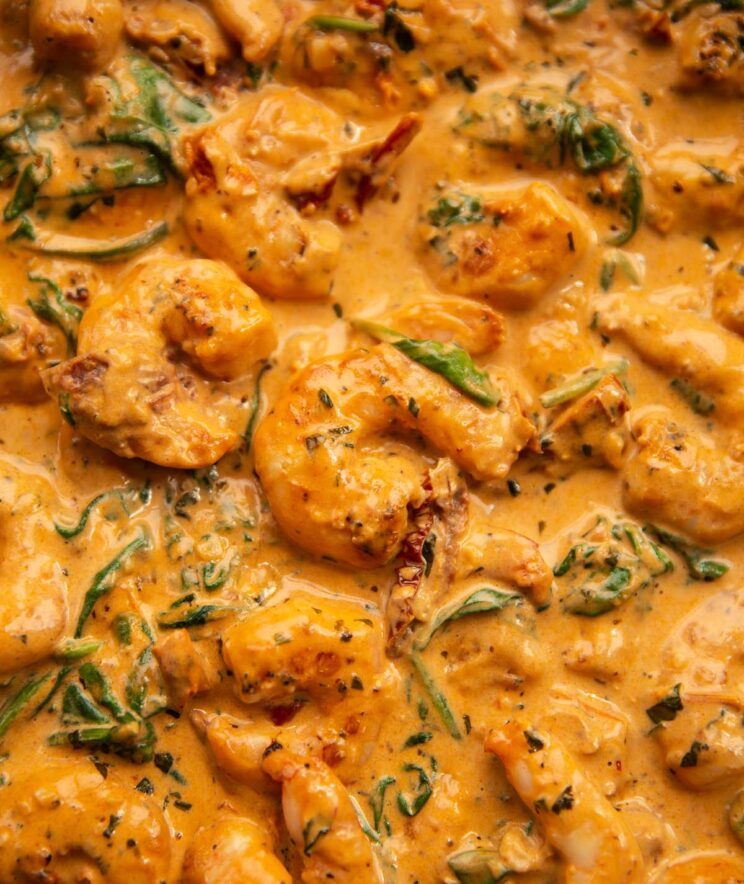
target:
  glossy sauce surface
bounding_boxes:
[0,0,743,880]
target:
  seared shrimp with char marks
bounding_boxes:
[486,715,644,883]
[263,747,382,884]
[0,762,170,882]
[196,592,393,784]
[254,343,534,567]
[418,181,591,310]
[182,816,290,883]
[42,257,276,468]
[184,86,420,300]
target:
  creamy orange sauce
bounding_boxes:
[0,0,743,881]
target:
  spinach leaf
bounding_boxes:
[643,524,729,581]
[157,604,236,629]
[3,151,51,221]
[540,360,627,408]
[75,529,150,637]
[79,663,133,723]
[17,220,169,262]
[0,672,51,741]
[27,274,83,355]
[48,719,157,763]
[54,638,102,661]
[669,377,715,416]
[62,683,109,724]
[396,762,434,817]
[353,321,499,406]
[410,653,461,740]
[369,774,396,834]
[555,514,672,616]
[414,587,521,650]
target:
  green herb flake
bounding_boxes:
[646,684,684,725]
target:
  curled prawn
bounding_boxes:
[254,343,534,567]
[486,715,644,883]
[42,257,276,468]
[183,86,420,300]
[417,181,592,310]
[194,591,394,786]
[182,816,290,883]
[0,490,67,675]
[262,747,382,884]
[0,762,170,882]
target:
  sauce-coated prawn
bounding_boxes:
[254,343,533,567]
[43,257,276,468]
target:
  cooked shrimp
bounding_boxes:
[658,588,744,700]
[198,592,393,784]
[262,747,381,884]
[0,499,67,675]
[42,257,276,468]
[0,304,60,403]
[29,0,124,68]
[418,182,591,309]
[674,8,744,96]
[542,686,631,798]
[456,517,554,607]
[222,592,388,707]
[184,87,420,300]
[622,410,744,544]
[486,715,644,883]
[124,0,232,75]
[208,0,283,62]
[648,589,744,790]
[713,243,744,336]
[153,628,216,709]
[253,343,534,566]
[541,375,631,474]
[596,290,744,425]
[0,762,170,882]
[182,816,290,884]
[658,703,744,790]
[280,0,517,105]
[648,138,744,232]
[649,850,744,883]
[438,610,546,692]
[391,501,552,649]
